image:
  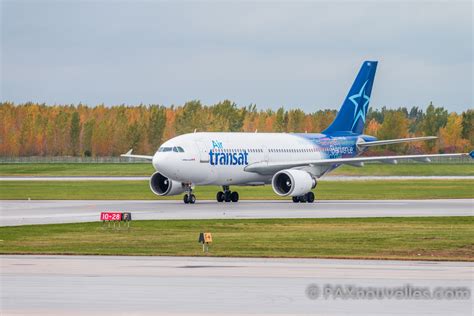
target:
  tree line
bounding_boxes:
[0,101,472,157]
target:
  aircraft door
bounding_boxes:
[196,141,210,163]
[194,140,217,184]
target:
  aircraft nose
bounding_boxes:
[152,152,172,174]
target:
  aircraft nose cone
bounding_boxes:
[152,153,171,174]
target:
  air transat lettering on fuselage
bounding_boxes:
[209,140,249,166]
[315,137,357,159]
[329,145,354,155]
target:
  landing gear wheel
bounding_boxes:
[183,184,196,204]
[306,192,315,203]
[298,195,307,203]
[224,191,232,202]
[231,191,239,202]
[292,196,299,203]
[216,191,224,202]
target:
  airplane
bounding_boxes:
[122,61,473,204]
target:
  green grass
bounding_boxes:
[0,162,473,176]
[1,179,472,200]
[0,217,472,261]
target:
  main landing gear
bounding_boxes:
[292,192,315,203]
[183,185,196,204]
[216,185,239,203]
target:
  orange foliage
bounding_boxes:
[0,102,470,157]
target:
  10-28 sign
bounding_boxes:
[100,212,122,221]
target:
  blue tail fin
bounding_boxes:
[323,61,378,135]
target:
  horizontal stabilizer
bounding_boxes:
[120,149,154,160]
[358,136,437,148]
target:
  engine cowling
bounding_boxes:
[271,169,316,197]
[149,171,185,196]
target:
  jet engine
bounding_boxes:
[271,169,316,197]
[149,171,185,196]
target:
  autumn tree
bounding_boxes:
[70,112,81,156]
[422,102,448,152]
[274,107,287,132]
[439,113,469,153]
[408,106,424,134]
[461,110,474,146]
[377,110,409,152]
[175,100,206,134]
[148,105,166,150]
[82,119,95,156]
[212,100,244,132]
[287,109,305,132]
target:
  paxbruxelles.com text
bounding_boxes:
[306,283,471,300]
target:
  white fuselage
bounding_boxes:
[153,132,339,186]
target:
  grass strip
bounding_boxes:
[0,163,472,176]
[1,217,472,261]
[1,180,473,200]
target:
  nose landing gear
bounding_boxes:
[217,186,239,203]
[183,184,196,204]
[183,193,196,204]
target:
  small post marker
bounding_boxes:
[199,232,212,253]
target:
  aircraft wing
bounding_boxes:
[358,136,437,148]
[120,149,154,160]
[244,151,473,174]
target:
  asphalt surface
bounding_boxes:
[1,255,472,315]
[1,199,473,226]
[1,175,473,181]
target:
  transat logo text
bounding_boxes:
[209,140,249,166]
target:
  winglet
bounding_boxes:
[124,149,133,156]
[470,150,474,159]
[120,149,154,160]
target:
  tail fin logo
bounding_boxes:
[348,80,370,130]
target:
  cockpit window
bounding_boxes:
[159,146,185,153]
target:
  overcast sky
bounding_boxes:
[1,0,472,112]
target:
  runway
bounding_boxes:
[1,255,472,315]
[1,199,472,226]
